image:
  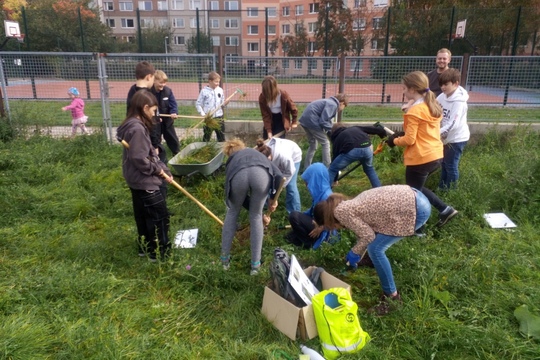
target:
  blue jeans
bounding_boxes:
[328,147,381,187]
[285,161,301,213]
[439,141,467,190]
[367,190,431,295]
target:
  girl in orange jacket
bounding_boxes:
[386,71,458,228]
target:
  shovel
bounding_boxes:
[120,139,224,227]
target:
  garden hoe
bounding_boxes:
[337,122,395,182]
[120,139,224,227]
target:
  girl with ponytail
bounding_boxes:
[385,71,458,228]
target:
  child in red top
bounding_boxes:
[62,87,88,137]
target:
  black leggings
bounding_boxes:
[405,159,447,213]
[263,113,286,140]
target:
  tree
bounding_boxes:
[315,0,356,56]
[21,0,115,52]
[186,32,213,54]
[136,26,171,53]
[281,21,310,57]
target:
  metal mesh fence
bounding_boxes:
[344,56,464,104]
[223,55,339,120]
[0,51,538,140]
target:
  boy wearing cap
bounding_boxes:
[62,87,88,137]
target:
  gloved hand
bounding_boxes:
[386,131,405,148]
[346,250,362,270]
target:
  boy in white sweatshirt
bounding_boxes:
[196,71,226,142]
[437,68,470,190]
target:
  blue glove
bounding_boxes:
[346,250,362,270]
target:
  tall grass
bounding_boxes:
[0,128,539,359]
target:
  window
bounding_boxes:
[172,0,184,10]
[138,1,152,10]
[212,36,220,46]
[309,3,319,13]
[121,18,135,28]
[210,19,219,28]
[173,18,185,28]
[295,23,303,34]
[282,6,290,16]
[349,60,363,72]
[295,59,302,69]
[282,24,290,34]
[141,18,154,28]
[190,0,201,9]
[191,18,203,28]
[282,59,289,69]
[267,7,277,17]
[308,41,316,53]
[225,19,238,28]
[247,7,258,17]
[248,42,259,52]
[308,22,317,33]
[248,25,258,35]
[106,18,115,27]
[373,17,383,30]
[119,2,133,11]
[157,1,168,10]
[353,18,366,30]
[225,36,239,46]
[104,2,114,10]
[295,5,303,15]
[267,25,276,35]
[224,1,238,10]
[157,19,168,27]
[282,42,289,53]
[354,0,366,7]
[175,36,186,45]
[308,58,317,69]
[371,39,378,50]
[122,36,135,42]
[374,0,388,6]
[226,54,239,62]
[209,1,219,10]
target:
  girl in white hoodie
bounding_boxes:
[437,68,470,190]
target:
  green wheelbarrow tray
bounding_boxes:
[168,142,225,177]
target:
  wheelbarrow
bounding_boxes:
[168,142,224,178]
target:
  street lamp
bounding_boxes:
[164,36,169,65]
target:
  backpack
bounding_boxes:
[269,248,305,307]
[269,248,326,307]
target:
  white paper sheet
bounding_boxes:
[288,255,320,305]
[174,229,198,248]
[483,213,517,228]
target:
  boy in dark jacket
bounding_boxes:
[328,123,386,187]
[151,70,180,155]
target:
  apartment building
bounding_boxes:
[94,0,390,56]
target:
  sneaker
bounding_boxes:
[148,254,158,263]
[250,260,261,276]
[358,253,375,268]
[221,255,230,271]
[437,206,458,227]
[250,268,260,276]
[414,225,426,237]
[368,292,402,316]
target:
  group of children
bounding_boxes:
[65,59,470,312]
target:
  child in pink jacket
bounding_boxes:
[62,87,88,137]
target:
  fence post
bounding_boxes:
[196,8,202,92]
[448,6,455,49]
[381,6,391,104]
[322,3,330,99]
[97,54,113,144]
[503,6,522,106]
[265,8,269,76]
[337,54,346,122]
[136,8,142,53]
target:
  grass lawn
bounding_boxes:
[0,123,539,358]
[7,100,540,128]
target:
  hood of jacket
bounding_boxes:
[443,86,469,103]
[301,162,332,205]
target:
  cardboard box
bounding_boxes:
[261,266,351,340]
